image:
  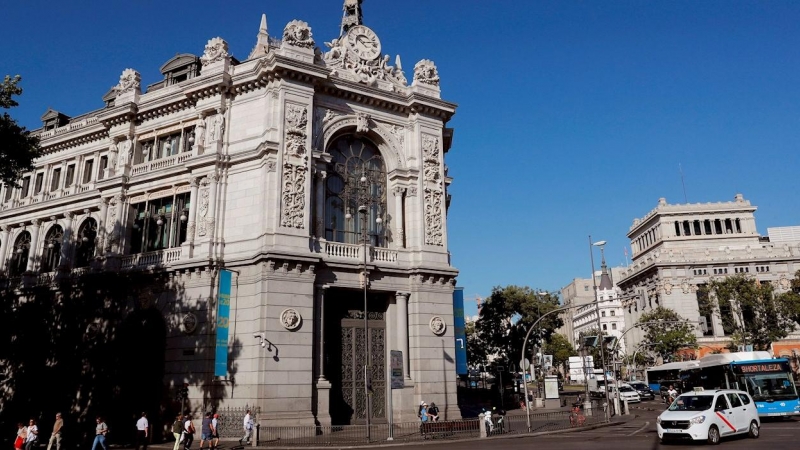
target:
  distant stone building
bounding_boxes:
[559,265,626,352]
[0,2,459,427]
[618,194,800,360]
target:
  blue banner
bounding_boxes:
[215,270,232,377]
[453,287,468,375]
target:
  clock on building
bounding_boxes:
[346,25,381,61]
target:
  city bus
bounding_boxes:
[645,360,698,394]
[679,351,800,417]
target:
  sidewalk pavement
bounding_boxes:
[140,414,638,450]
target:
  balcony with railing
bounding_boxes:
[322,241,398,264]
[120,247,182,270]
[131,152,193,176]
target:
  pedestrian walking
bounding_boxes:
[210,414,219,450]
[46,413,63,450]
[135,412,149,450]
[91,417,108,450]
[171,415,183,450]
[183,414,195,450]
[199,413,212,449]
[14,422,26,450]
[24,419,39,450]
[238,410,253,446]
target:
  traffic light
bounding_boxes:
[180,383,189,399]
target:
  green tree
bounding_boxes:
[543,332,577,374]
[1,75,41,187]
[701,274,800,351]
[465,320,487,368]
[577,328,613,369]
[474,285,562,369]
[637,306,697,361]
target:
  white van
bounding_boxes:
[657,389,760,444]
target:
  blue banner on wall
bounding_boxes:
[215,270,232,377]
[453,287,468,375]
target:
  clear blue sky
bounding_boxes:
[4,1,800,318]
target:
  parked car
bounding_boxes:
[628,381,656,400]
[657,389,760,444]
[607,383,641,403]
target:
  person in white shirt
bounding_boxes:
[135,412,149,450]
[239,410,253,446]
[211,414,219,450]
[183,415,195,450]
[24,419,39,450]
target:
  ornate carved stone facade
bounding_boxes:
[0,4,457,428]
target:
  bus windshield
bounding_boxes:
[744,373,799,402]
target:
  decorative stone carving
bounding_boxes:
[322,29,407,88]
[283,20,315,49]
[200,37,229,66]
[114,69,140,95]
[280,104,309,228]
[194,115,206,152]
[207,110,225,143]
[105,194,122,252]
[356,112,370,134]
[197,178,211,237]
[108,141,119,172]
[266,161,277,172]
[779,275,791,290]
[422,135,443,246]
[413,59,440,87]
[663,280,673,295]
[429,316,446,336]
[118,139,133,168]
[280,308,302,330]
[181,312,198,334]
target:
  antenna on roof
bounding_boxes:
[679,163,688,203]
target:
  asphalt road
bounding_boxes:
[429,399,800,450]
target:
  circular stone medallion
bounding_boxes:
[181,312,198,334]
[429,316,446,336]
[280,308,302,330]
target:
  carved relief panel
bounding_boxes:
[280,104,309,229]
[421,134,443,246]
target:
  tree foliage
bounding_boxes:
[700,273,800,351]
[543,333,577,373]
[577,328,612,369]
[465,320,487,368]
[1,75,41,187]
[473,285,562,370]
[637,306,697,361]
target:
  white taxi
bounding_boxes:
[607,383,641,403]
[657,389,760,445]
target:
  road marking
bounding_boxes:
[627,421,650,436]
[715,411,736,432]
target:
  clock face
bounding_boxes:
[346,25,381,61]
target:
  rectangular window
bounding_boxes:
[98,156,108,180]
[610,310,615,316]
[34,173,43,194]
[50,168,62,191]
[602,324,608,331]
[601,311,606,317]
[3,185,12,202]
[83,160,94,183]
[21,176,30,198]
[65,165,75,187]
[612,323,617,330]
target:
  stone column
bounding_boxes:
[315,286,332,425]
[208,173,219,239]
[0,225,9,272]
[60,212,75,268]
[26,219,41,272]
[187,177,199,244]
[98,198,109,256]
[396,292,411,379]
[393,187,405,248]
[314,170,326,239]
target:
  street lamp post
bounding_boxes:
[520,296,618,431]
[344,167,384,442]
[589,237,611,421]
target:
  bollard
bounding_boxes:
[479,412,487,438]
[623,399,630,416]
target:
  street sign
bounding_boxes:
[390,350,404,389]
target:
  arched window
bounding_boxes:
[325,135,387,247]
[40,225,64,273]
[9,231,31,277]
[75,218,98,267]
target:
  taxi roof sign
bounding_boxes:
[693,387,705,392]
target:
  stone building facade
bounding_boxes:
[0,4,459,426]
[617,194,800,360]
